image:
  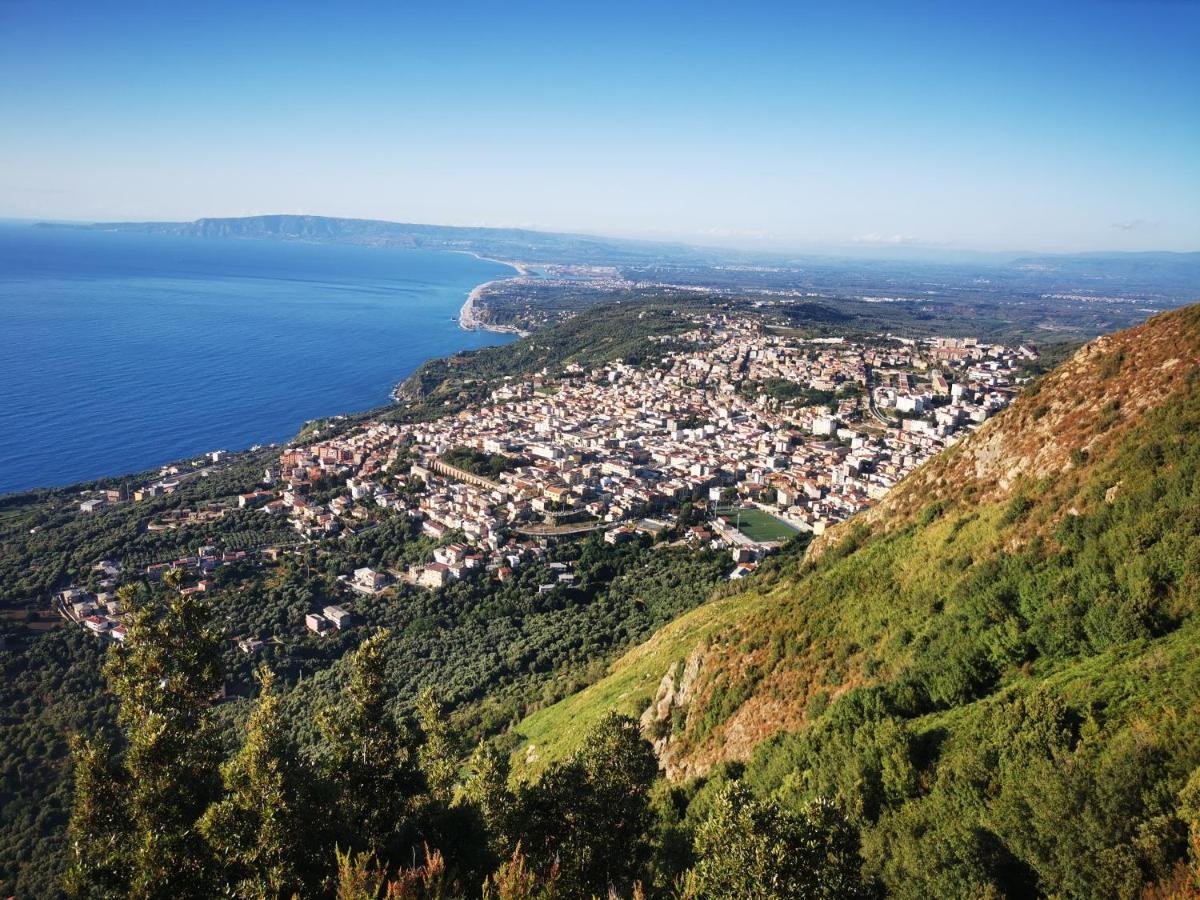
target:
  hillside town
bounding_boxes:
[57,314,1034,641]
[272,315,1031,590]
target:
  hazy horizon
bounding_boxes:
[3,1,1198,254]
[14,213,1200,263]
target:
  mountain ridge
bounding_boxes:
[42,214,726,266]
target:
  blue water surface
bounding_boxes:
[0,223,515,494]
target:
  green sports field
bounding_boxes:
[725,507,800,543]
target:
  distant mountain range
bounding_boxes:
[43,214,1200,278]
[47,214,725,266]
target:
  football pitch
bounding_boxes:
[725,507,801,543]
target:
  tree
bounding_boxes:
[417,688,458,805]
[462,741,517,860]
[162,567,186,592]
[1179,767,1200,891]
[100,594,224,899]
[675,500,694,536]
[317,629,424,862]
[63,732,128,899]
[333,845,454,900]
[680,784,868,899]
[199,667,314,898]
[333,848,389,900]
[518,713,658,896]
[481,844,560,900]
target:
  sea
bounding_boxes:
[0,222,516,495]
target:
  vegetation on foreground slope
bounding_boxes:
[63,610,868,898]
[516,304,1200,896]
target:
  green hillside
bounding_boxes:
[514,304,1200,896]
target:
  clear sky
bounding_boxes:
[2,0,1198,253]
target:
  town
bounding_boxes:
[57,313,1034,642]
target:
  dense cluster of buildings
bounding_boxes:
[57,546,258,641]
[270,315,1032,587]
[55,560,128,640]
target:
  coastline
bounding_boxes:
[453,251,533,337]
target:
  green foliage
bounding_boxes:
[1,629,112,898]
[1100,350,1127,380]
[199,667,316,899]
[516,713,658,897]
[0,445,284,611]
[746,689,918,825]
[290,538,728,748]
[333,845,455,900]
[63,733,127,898]
[417,689,459,806]
[461,741,518,860]
[8,506,724,893]
[481,845,561,900]
[440,447,525,479]
[1095,398,1122,433]
[998,493,1034,526]
[103,594,224,899]
[332,847,388,900]
[738,377,838,407]
[679,783,869,899]
[316,629,424,859]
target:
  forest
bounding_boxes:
[61,597,872,899]
[1,521,731,895]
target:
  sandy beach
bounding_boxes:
[455,253,532,335]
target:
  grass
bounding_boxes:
[512,500,1013,777]
[510,589,762,778]
[725,507,800,543]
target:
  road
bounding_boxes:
[864,365,896,427]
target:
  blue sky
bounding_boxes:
[2,0,1197,252]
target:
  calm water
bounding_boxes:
[0,224,515,495]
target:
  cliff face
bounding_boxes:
[515,304,1200,783]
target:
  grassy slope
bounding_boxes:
[514,304,1200,781]
[515,590,756,775]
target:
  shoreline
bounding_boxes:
[458,279,529,336]
[453,251,533,337]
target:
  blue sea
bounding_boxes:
[0,223,516,495]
